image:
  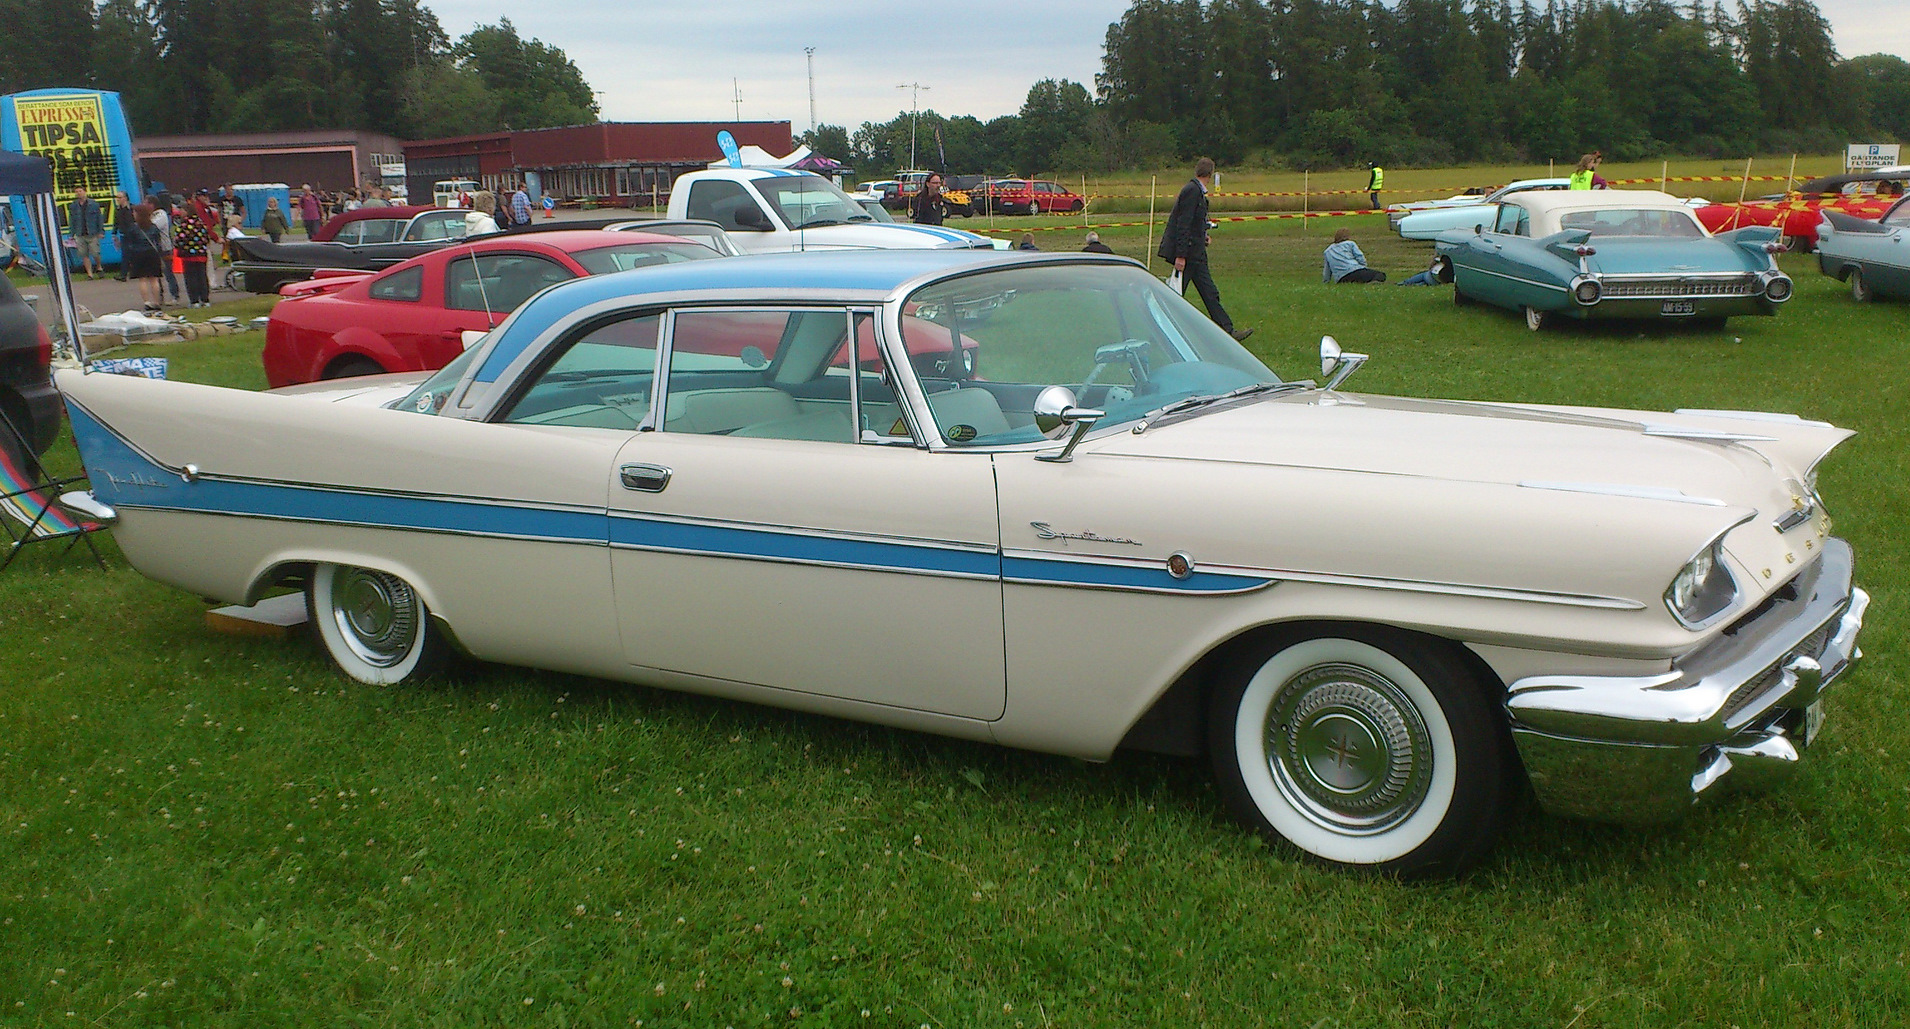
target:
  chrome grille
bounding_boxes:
[1601,278,1760,298]
[1720,608,1844,722]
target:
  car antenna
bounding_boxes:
[462,231,495,324]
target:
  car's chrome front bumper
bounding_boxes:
[1506,539,1866,823]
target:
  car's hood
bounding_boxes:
[1088,391,1846,514]
[770,222,996,250]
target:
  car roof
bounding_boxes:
[473,250,1132,384]
[310,204,441,240]
[1510,189,1690,214]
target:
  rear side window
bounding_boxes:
[368,266,423,302]
[444,254,574,313]
[685,180,763,232]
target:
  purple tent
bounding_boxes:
[790,153,846,174]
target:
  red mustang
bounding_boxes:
[1694,168,1908,251]
[262,231,721,387]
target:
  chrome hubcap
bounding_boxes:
[329,567,419,668]
[1265,663,1433,834]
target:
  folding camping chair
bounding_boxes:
[0,406,105,573]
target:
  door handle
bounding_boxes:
[619,463,672,493]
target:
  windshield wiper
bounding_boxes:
[1142,382,1299,426]
[793,218,845,230]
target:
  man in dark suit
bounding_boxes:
[1157,157,1251,341]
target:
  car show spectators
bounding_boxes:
[260,197,289,243]
[64,186,105,279]
[300,184,323,234]
[910,173,948,226]
[172,202,213,308]
[111,190,134,279]
[1323,229,1385,283]
[152,196,180,305]
[1082,231,1113,254]
[219,185,246,231]
[119,202,166,312]
[510,184,532,228]
[1159,157,1252,341]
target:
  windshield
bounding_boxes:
[756,176,875,229]
[571,241,723,274]
[900,263,1282,446]
[395,345,481,416]
[1558,208,1705,238]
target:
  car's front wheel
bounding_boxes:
[1850,268,1873,303]
[307,562,448,685]
[1209,628,1516,877]
[1523,305,1548,331]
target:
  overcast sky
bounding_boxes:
[430,0,1907,132]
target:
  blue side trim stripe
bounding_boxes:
[610,514,997,576]
[67,401,1270,595]
[1004,556,1270,594]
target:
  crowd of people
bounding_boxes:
[58,183,274,311]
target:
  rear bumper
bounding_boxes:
[1506,539,1866,823]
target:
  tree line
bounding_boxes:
[0,1,596,140]
[821,0,1908,176]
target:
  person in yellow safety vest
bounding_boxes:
[1570,152,1602,190]
[1366,161,1384,209]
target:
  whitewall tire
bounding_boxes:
[1209,628,1515,877]
[307,562,447,685]
[1850,268,1872,303]
[1523,305,1548,331]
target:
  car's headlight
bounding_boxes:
[1665,538,1738,628]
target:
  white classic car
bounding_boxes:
[56,251,1867,877]
[1389,178,1569,237]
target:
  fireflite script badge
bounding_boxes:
[1030,522,1142,546]
[103,470,167,490]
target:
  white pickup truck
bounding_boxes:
[667,168,1003,254]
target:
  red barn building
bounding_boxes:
[403,121,792,207]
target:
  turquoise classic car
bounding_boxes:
[1815,196,1910,302]
[1435,191,1793,330]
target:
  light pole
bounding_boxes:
[804,48,817,135]
[896,82,929,170]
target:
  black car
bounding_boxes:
[0,273,60,463]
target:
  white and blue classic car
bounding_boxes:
[1437,191,1793,330]
[1815,195,1910,301]
[1391,178,1570,239]
[56,251,1867,877]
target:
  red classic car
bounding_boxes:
[1694,168,1908,251]
[972,179,1085,216]
[261,231,721,387]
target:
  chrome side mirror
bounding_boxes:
[1319,335,1368,391]
[1033,385,1104,464]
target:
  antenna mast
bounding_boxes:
[895,82,929,169]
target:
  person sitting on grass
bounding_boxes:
[1323,229,1385,283]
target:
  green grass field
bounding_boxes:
[3,212,1906,1026]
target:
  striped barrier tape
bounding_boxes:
[1080,174,1814,200]
[969,208,1388,235]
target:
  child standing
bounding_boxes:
[172,203,213,308]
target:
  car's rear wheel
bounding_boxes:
[1209,627,1515,877]
[1523,305,1548,331]
[307,562,447,685]
[1070,199,1085,213]
[1452,280,1474,305]
[1850,268,1873,303]
[322,356,386,380]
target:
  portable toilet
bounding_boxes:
[232,183,291,229]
